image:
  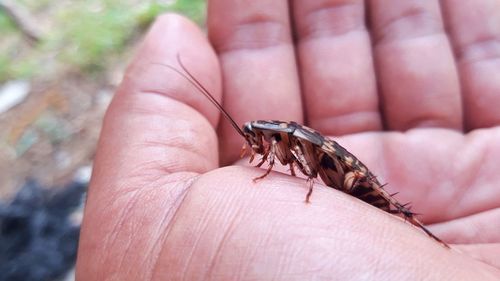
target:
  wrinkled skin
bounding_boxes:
[76,1,500,280]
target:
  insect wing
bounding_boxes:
[291,125,324,146]
[250,120,296,133]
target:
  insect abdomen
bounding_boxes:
[349,181,391,212]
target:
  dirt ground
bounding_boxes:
[0,70,119,198]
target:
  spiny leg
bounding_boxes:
[305,177,314,203]
[343,171,359,193]
[289,162,296,177]
[349,176,448,247]
[253,140,276,182]
[255,149,269,168]
[240,142,248,159]
[394,204,450,248]
[253,142,271,167]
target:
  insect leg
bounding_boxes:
[343,171,360,193]
[253,141,276,182]
[305,177,314,203]
[393,203,450,248]
[255,150,268,167]
[289,162,296,177]
[240,143,248,158]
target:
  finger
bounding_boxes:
[208,0,302,164]
[440,0,500,130]
[292,0,382,135]
[457,244,500,270]
[431,208,500,244]
[152,167,497,280]
[77,14,220,277]
[369,0,462,130]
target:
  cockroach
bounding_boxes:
[160,55,449,248]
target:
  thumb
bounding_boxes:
[77,14,221,278]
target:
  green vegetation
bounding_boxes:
[50,1,139,72]
[0,10,16,32]
[0,0,206,82]
[136,1,206,28]
[168,0,206,25]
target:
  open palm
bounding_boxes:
[77,1,500,280]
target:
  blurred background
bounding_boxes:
[0,0,205,280]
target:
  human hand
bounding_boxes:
[76,1,500,280]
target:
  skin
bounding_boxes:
[76,1,500,280]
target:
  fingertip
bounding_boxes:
[94,12,222,186]
[122,13,222,126]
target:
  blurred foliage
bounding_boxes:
[48,1,139,72]
[0,0,206,82]
[0,10,16,32]
[0,53,37,81]
[169,0,206,25]
[0,10,30,79]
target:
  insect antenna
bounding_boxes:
[153,55,245,137]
